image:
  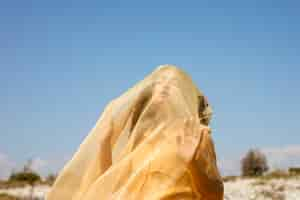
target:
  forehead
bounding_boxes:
[154,68,191,87]
[156,70,179,81]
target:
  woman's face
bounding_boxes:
[152,69,212,126]
[152,71,178,102]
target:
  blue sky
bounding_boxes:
[0,0,300,177]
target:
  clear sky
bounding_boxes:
[1,0,300,177]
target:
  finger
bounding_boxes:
[183,119,189,140]
[183,118,188,134]
[184,118,191,138]
[188,117,195,135]
[189,119,199,139]
[176,135,182,146]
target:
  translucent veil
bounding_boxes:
[46,65,222,200]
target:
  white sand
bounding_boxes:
[1,177,300,200]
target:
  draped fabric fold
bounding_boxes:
[46,65,223,200]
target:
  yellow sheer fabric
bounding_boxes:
[46,65,223,200]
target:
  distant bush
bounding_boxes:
[6,159,41,190]
[289,167,300,175]
[9,172,41,185]
[7,160,42,200]
[241,149,269,176]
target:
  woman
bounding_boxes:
[46,65,223,200]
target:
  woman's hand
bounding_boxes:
[176,117,211,163]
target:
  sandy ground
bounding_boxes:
[225,177,300,200]
[0,185,48,200]
[1,177,300,200]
